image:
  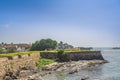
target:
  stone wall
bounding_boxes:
[0,53,40,78]
[40,51,104,61]
[0,51,105,78]
[68,51,104,60]
[40,52,57,59]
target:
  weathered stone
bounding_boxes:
[40,51,105,61]
[69,69,78,74]
[0,53,40,78]
[4,76,13,80]
[41,60,107,72]
[81,76,90,80]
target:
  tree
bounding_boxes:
[7,48,16,53]
[56,41,74,50]
[30,38,57,50]
[0,48,3,54]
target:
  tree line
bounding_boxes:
[0,38,74,53]
[30,38,73,51]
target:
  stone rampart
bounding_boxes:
[0,53,40,78]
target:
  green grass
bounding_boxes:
[40,50,57,53]
[40,50,98,53]
[0,50,98,58]
[64,50,98,53]
[0,51,39,58]
[36,58,55,67]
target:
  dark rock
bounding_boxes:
[28,78,41,80]
[69,69,78,74]
[16,70,20,76]
[81,76,89,80]
[4,76,13,80]
[11,74,17,79]
[3,70,18,80]
[5,72,13,76]
[28,79,36,80]
[21,66,33,70]
[48,72,52,74]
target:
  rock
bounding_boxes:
[28,78,36,80]
[11,74,17,79]
[28,76,36,80]
[21,66,33,70]
[28,75,43,80]
[48,72,52,74]
[69,69,78,74]
[3,71,18,80]
[81,76,90,80]
[5,71,13,76]
[4,76,13,80]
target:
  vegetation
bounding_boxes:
[56,41,73,50]
[36,58,55,67]
[0,49,97,58]
[0,48,4,54]
[40,50,98,62]
[0,51,39,58]
[30,39,74,51]
[30,38,57,50]
[57,50,69,62]
[40,49,96,53]
[0,48,16,54]
[6,48,16,53]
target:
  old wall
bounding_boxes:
[0,51,104,78]
[40,51,104,61]
[68,51,104,60]
[40,52,58,59]
[0,53,40,78]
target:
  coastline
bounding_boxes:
[41,60,108,72]
[8,60,108,80]
[2,50,108,80]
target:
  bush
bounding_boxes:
[7,48,16,53]
[36,58,55,67]
[57,50,69,62]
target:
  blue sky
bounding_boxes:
[0,0,120,47]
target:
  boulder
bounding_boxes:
[81,76,90,80]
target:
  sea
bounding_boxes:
[41,48,120,80]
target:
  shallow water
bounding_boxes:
[42,48,120,80]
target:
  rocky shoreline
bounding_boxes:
[3,60,108,80]
[42,60,108,72]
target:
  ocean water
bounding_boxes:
[42,48,120,80]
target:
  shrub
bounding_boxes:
[36,58,55,67]
[57,50,69,62]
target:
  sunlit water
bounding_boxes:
[42,48,120,80]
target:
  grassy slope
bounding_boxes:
[40,50,98,53]
[0,51,39,58]
[0,50,97,58]
[0,50,98,67]
[36,58,55,67]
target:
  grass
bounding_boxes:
[40,50,57,53]
[40,50,98,53]
[64,50,99,53]
[0,51,39,58]
[36,58,55,67]
[0,50,98,58]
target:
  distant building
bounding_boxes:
[15,44,32,51]
[0,43,32,52]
